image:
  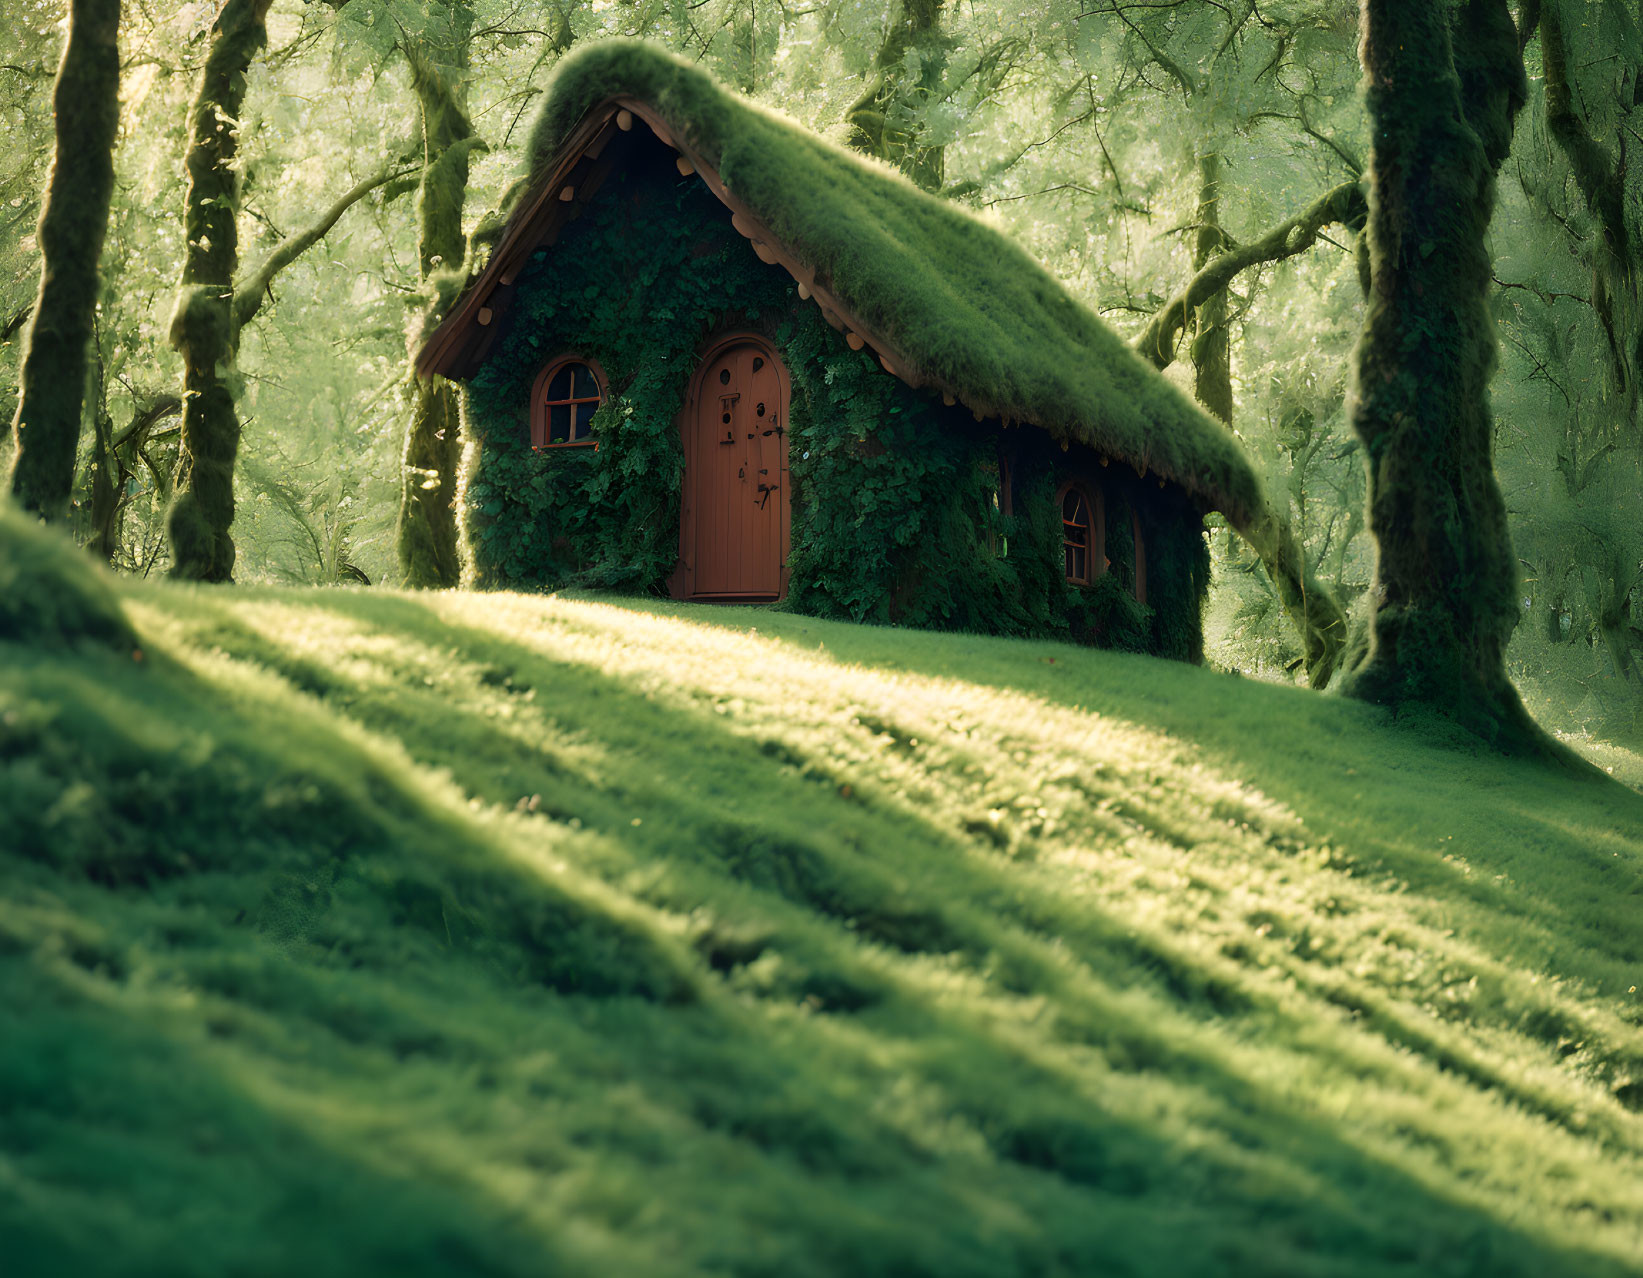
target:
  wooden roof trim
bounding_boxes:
[415,104,623,380]
[417,94,1006,429]
[611,99,953,404]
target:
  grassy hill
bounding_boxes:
[4,511,1643,1277]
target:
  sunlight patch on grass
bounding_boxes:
[1559,730,1643,793]
[8,580,1643,1277]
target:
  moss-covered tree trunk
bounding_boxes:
[86,393,180,564]
[1190,152,1233,426]
[846,0,947,192]
[6,0,119,521]
[1180,153,1349,688]
[1540,0,1639,421]
[87,397,118,558]
[396,25,477,590]
[1534,3,1643,711]
[1341,0,1536,742]
[166,0,271,582]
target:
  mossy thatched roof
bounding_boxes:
[424,39,1268,529]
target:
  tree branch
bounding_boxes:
[233,161,417,331]
[111,393,182,452]
[1115,9,1198,99]
[1134,180,1367,369]
[1247,108,1363,176]
[1,304,33,343]
[1540,1,1628,266]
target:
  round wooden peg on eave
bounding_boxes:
[753,241,778,265]
[477,306,494,326]
[941,392,955,407]
[880,356,897,377]
[617,109,633,131]
[676,155,695,176]
[797,281,811,300]
[558,185,575,203]
[1157,478,1166,489]
[1099,455,1110,467]
[731,212,753,238]
[1060,439,1070,452]
[845,331,864,351]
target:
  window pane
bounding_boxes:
[548,367,574,401]
[571,402,591,440]
[550,402,571,443]
[573,363,600,400]
[1062,487,1090,583]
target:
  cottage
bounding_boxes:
[418,41,1270,659]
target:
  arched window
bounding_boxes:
[1058,481,1105,585]
[531,356,605,448]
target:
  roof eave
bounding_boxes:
[413,87,1241,524]
[417,97,968,410]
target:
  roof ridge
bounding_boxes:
[422,38,1271,534]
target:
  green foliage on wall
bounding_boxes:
[1030,439,1210,662]
[462,142,1206,656]
[463,150,769,590]
[780,313,1066,636]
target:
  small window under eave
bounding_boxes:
[1058,481,1105,586]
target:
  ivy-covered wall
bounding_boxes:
[461,138,1206,658]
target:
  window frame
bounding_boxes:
[1056,480,1106,587]
[530,355,608,449]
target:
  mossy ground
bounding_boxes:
[4,542,1643,1276]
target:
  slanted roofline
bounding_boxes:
[416,40,1274,536]
[418,98,931,412]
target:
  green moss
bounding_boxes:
[166,0,273,583]
[1341,0,1538,746]
[0,505,135,652]
[462,150,1200,650]
[5,572,1643,1276]
[397,379,463,589]
[514,40,1268,537]
[397,29,481,589]
[6,0,121,521]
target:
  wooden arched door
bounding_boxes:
[677,337,790,600]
